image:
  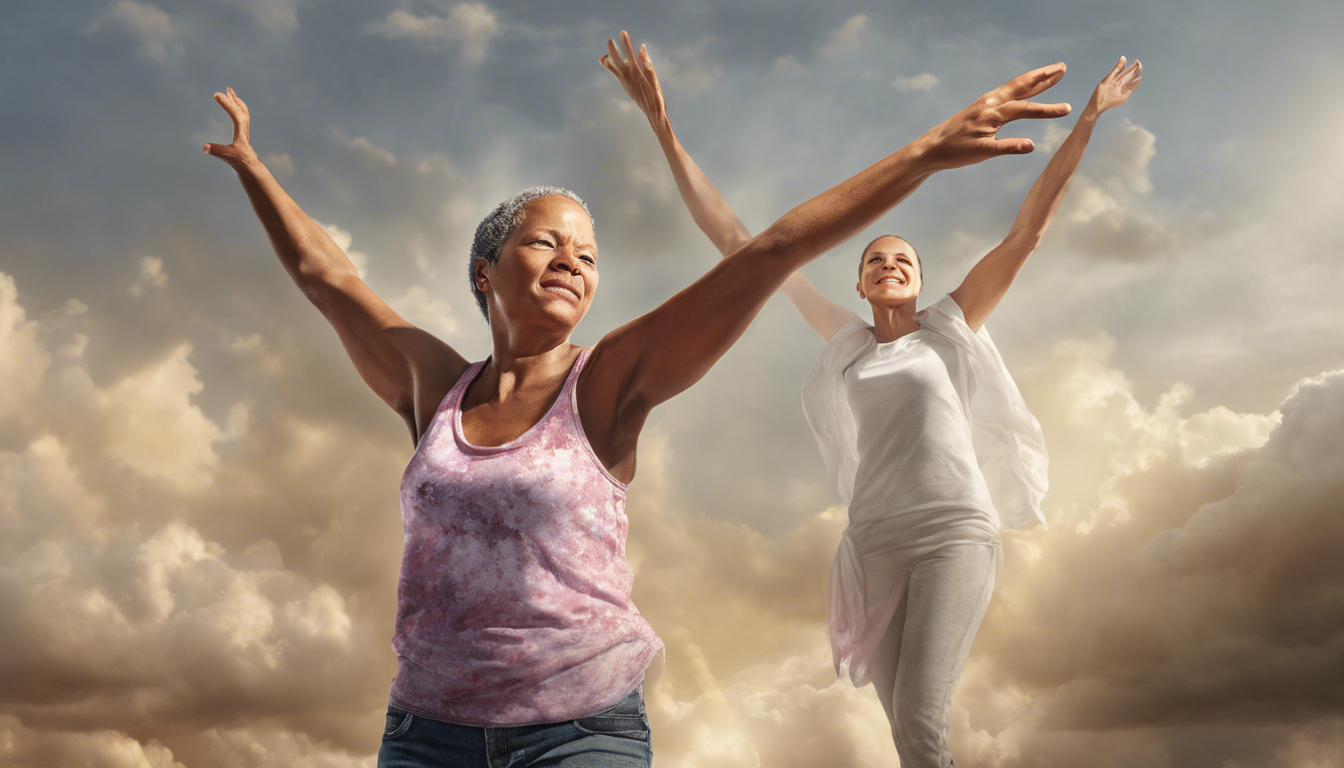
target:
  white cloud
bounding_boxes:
[1047,335,1278,475]
[1087,119,1157,195]
[1045,120,1190,261]
[326,128,397,169]
[650,642,897,768]
[101,344,227,493]
[131,255,168,296]
[0,715,185,768]
[391,285,459,340]
[819,14,868,60]
[952,347,1344,763]
[0,286,383,759]
[264,152,297,180]
[657,36,725,97]
[316,220,369,278]
[212,0,299,34]
[771,54,802,74]
[365,3,501,67]
[0,273,50,422]
[90,1,183,64]
[893,73,938,92]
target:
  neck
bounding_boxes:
[869,298,920,343]
[483,318,578,399]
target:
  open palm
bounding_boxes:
[1090,57,1143,114]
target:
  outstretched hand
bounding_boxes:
[1087,56,1142,115]
[600,31,669,131]
[202,87,259,171]
[921,63,1073,170]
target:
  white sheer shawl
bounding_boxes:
[800,294,1049,531]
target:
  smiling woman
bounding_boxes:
[606,30,1140,766]
[467,187,596,321]
[202,32,1073,765]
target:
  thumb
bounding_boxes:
[202,143,235,162]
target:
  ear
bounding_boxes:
[855,280,865,300]
[473,258,491,293]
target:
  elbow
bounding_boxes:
[1005,229,1044,253]
[298,265,358,311]
[732,228,790,265]
[720,231,788,277]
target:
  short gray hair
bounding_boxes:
[468,186,593,321]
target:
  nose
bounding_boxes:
[552,248,580,274]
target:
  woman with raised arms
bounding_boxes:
[202,37,1069,767]
[602,33,1140,767]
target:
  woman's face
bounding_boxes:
[476,195,600,333]
[856,236,920,306]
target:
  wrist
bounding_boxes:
[908,130,947,172]
[651,114,674,139]
[234,151,267,179]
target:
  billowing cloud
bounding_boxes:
[88,1,183,64]
[131,255,168,295]
[820,14,868,60]
[0,715,184,768]
[263,152,296,180]
[893,72,938,92]
[315,221,368,278]
[211,0,299,33]
[0,273,49,422]
[0,272,392,765]
[365,3,502,67]
[8,3,1344,767]
[656,36,726,97]
[1043,120,1194,261]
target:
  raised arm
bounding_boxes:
[600,33,858,341]
[951,57,1142,331]
[587,48,1071,431]
[202,88,468,444]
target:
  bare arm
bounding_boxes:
[587,47,1072,426]
[952,57,1142,331]
[601,34,858,341]
[202,89,468,443]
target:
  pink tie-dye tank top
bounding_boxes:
[389,348,662,726]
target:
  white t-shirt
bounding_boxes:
[843,329,995,521]
[802,294,1049,531]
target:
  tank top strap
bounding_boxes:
[562,347,629,491]
[448,360,488,416]
[548,346,590,432]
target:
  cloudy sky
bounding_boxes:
[2,1,1342,766]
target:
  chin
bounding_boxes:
[869,293,916,306]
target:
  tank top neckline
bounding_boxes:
[452,347,589,455]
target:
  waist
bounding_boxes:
[387,682,647,733]
[845,503,1000,540]
[390,625,661,726]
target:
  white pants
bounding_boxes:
[865,531,1001,768]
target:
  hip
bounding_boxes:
[843,504,1000,558]
[379,685,651,768]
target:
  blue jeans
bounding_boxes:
[377,686,651,768]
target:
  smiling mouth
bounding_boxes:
[541,281,581,300]
[876,276,906,285]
